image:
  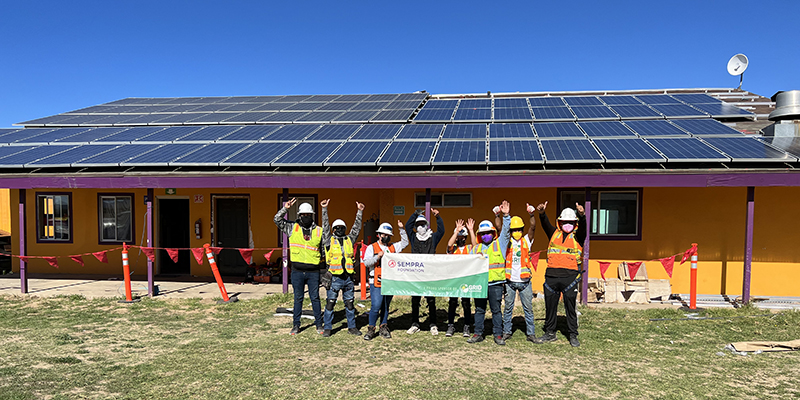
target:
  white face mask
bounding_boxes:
[416,225,428,234]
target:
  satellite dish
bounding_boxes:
[727,54,748,89]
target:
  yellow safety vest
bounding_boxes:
[326,237,354,275]
[473,241,506,283]
[546,229,583,271]
[289,224,323,265]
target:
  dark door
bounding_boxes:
[215,197,250,276]
[158,199,190,275]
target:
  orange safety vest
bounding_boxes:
[546,229,583,271]
[505,238,532,281]
[449,245,472,255]
[363,242,395,288]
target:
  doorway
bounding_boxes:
[158,198,190,275]
[214,196,250,276]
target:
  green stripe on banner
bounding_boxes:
[382,272,489,298]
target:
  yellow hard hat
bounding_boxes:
[510,216,525,229]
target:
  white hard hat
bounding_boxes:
[558,208,578,221]
[477,220,496,233]
[332,219,346,228]
[415,215,428,224]
[298,202,314,214]
[376,222,393,236]
[457,228,468,236]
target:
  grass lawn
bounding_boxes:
[0,293,798,399]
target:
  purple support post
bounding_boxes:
[742,186,754,304]
[146,188,154,297]
[581,188,591,305]
[18,189,27,294]
[282,188,289,294]
[424,188,431,221]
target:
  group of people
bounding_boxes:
[273,197,586,347]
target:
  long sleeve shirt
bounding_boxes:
[273,207,328,271]
[320,207,363,275]
[363,229,409,270]
[473,214,510,286]
[405,212,445,254]
[538,212,586,278]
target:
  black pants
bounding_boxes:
[448,297,473,325]
[411,296,437,326]
[543,275,579,337]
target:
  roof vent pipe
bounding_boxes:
[768,90,800,121]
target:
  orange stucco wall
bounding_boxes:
[10,185,800,297]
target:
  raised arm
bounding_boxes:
[348,202,365,243]
[447,219,465,250]
[526,203,537,242]
[273,198,296,236]
[320,199,331,246]
[466,218,477,246]
[406,212,417,241]
[395,220,409,252]
[537,201,556,239]
[498,200,511,250]
[575,202,587,244]
[432,209,445,245]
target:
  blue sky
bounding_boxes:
[1,1,797,127]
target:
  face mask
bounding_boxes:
[561,223,574,234]
[416,225,427,234]
[380,235,391,245]
[511,231,523,240]
[299,215,313,228]
[333,226,345,237]
[481,233,494,244]
[455,238,466,247]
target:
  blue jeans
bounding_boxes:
[368,284,393,327]
[323,275,356,330]
[290,270,322,328]
[503,281,535,336]
[473,284,504,337]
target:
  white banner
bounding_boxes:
[381,253,489,298]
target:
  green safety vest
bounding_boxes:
[473,240,506,283]
[326,237,354,275]
[289,224,323,265]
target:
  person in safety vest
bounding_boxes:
[536,200,586,347]
[444,218,477,337]
[495,204,542,344]
[274,198,328,335]
[320,199,364,337]
[362,220,409,340]
[405,209,445,335]
[468,200,511,345]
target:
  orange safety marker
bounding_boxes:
[690,243,698,310]
[118,243,140,303]
[204,244,238,304]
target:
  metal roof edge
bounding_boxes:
[432,88,744,99]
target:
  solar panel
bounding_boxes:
[162,105,205,113]
[441,124,486,140]
[350,125,402,140]
[305,125,361,141]
[272,142,343,166]
[218,125,282,141]
[134,126,203,142]
[563,96,603,106]
[65,105,121,114]
[221,142,295,165]
[0,146,38,160]
[592,138,665,163]
[0,129,21,137]
[265,124,321,141]
[221,112,280,123]
[760,136,800,158]
[489,123,535,139]
[331,110,380,122]
[317,102,358,111]
[530,107,575,121]
[488,140,543,164]
[385,100,423,109]
[494,98,529,108]
[82,115,147,126]
[598,96,643,105]
[528,97,565,107]
[648,104,707,118]
[688,103,754,117]
[540,139,603,163]
[570,106,619,120]
[183,113,232,124]
[280,95,314,102]
[133,105,179,114]
[26,145,119,167]
[623,120,690,137]
[365,94,399,102]
[258,112,308,123]
[634,95,683,105]
[51,127,129,143]
[701,137,796,162]
[0,145,78,167]
[608,105,662,119]
[494,108,533,121]
[0,128,56,144]
[252,103,292,111]
[18,114,81,126]
[395,124,443,140]
[378,141,436,165]
[670,93,719,104]
[219,103,262,112]
[293,111,345,122]
[644,138,729,162]
[169,143,251,165]
[423,100,459,109]
[176,125,242,142]
[534,122,585,138]
[122,144,204,166]
[671,119,743,136]
[578,121,637,138]
[15,128,93,144]
[73,144,162,166]
[414,108,454,121]
[433,141,486,164]
[325,141,390,166]
[55,115,128,126]
[335,94,373,102]
[114,114,171,125]
[350,101,390,111]
[372,109,414,122]
[191,104,235,112]
[307,95,341,102]
[453,108,491,121]
[395,93,428,101]
[459,99,492,108]
[283,102,325,111]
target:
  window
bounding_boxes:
[414,192,472,208]
[37,193,72,242]
[99,195,134,243]
[559,189,641,240]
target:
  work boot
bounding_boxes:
[467,334,484,344]
[527,335,543,344]
[494,335,506,346]
[445,324,456,337]
[430,325,439,336]
[363,326,377,341]
[406,323,420,334]
[289,325,300,336]
[463,325,471,337]
[322,329,331,337]
[541,332,557,342]
[316,326,324,335]
[569,335,580,347]
[348,328,362,336]
[502,332,512,341]
[379,324,392,339]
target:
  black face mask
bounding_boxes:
[333,226,345,237]
[299,215,313,228]
[456,237,466,247]
[380,236,391,245]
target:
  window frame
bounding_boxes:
[97,193,136,245]
[557,188,643,241]
[413,192,473,208]
[35,192,73,243]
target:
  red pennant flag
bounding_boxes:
[529,251,540,272]
[598,261,611,280]
[191,248,205,265]
[17,256,30,263]
[166,248,180,263]
[680,245,697,265]
[627,262,643,280]
[70,255,84,266]
[660,256,675,278]
[239,248,254,265]
[43,256,59,269]
[141,247,156,262]
[210,247,223,255]
[93,251,109,263]
[263,249,275,262]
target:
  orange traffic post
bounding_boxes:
[689,243,698,310]
[119,243,140,303]
[359,242,367,301]
[204,244,238,304]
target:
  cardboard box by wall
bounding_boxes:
[603,278,624,303]
[649,279,672,301]
[624,281,650,304]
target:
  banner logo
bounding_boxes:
[388,260,397,269]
